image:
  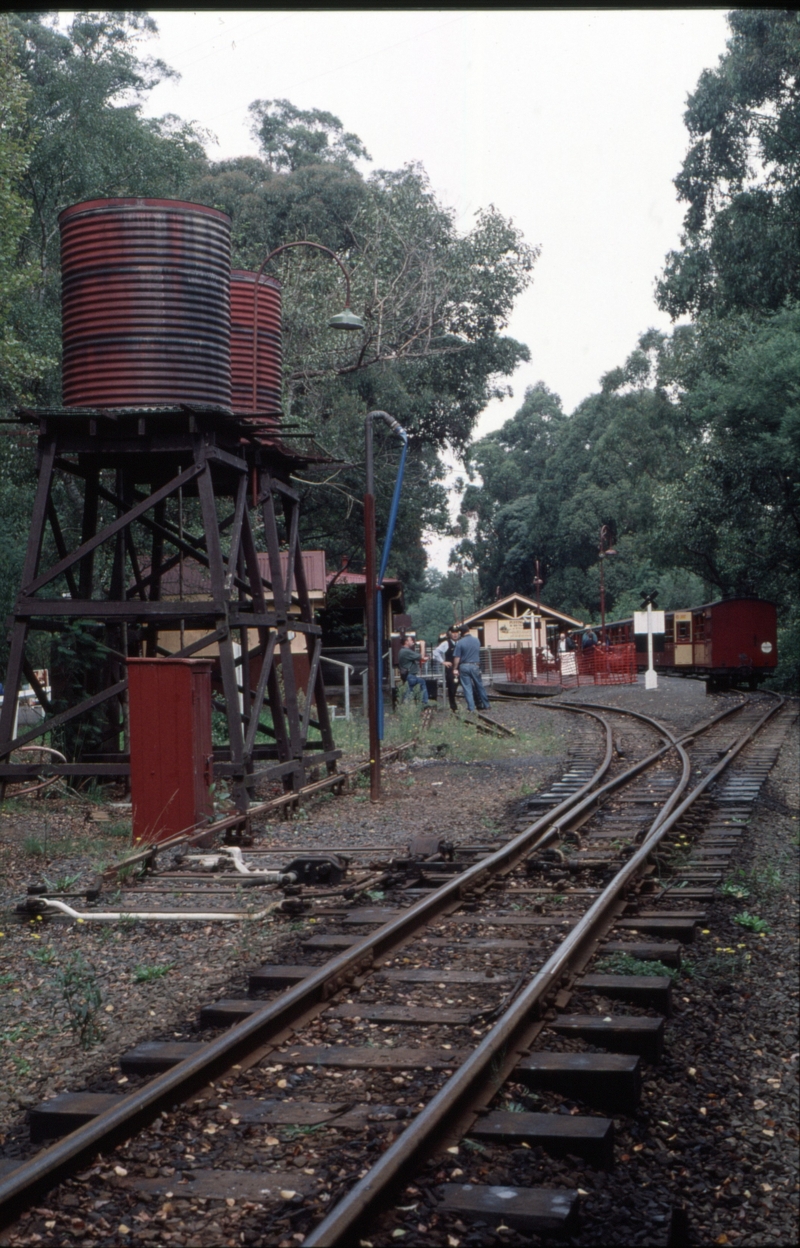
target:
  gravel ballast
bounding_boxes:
[0,680,796,1248]
[0,699,568,1149]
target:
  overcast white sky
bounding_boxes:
[134,8,730,566]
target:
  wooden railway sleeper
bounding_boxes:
[304,695,784,1247]
[0,697,774,1237]
[0,702,617,1230]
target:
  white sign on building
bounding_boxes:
[497,618,533,641]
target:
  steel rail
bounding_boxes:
[0,697,750,1226]
[305,694,784,1246]
[0,704,613,1225]
[97,739,419,884]
[525,695,747,858]
[556,695,751,836]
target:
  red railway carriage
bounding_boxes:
[603,598,778,690]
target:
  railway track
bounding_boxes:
[0,691,792,1247]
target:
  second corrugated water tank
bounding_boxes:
[230,269,282,417]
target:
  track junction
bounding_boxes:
[0,684,797,1247]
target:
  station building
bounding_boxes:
[454,592,584,671]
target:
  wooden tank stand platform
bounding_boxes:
[0,405,339,812]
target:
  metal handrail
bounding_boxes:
[319,655,355,721]
[319,656,355,673]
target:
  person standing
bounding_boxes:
[453,624,489,711]
[397,635,429,705]
[433,626,459,713]
[581,627,598,651]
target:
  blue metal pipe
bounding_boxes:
[376,429,408,737]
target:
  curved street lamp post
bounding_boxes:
[250,240,364,412]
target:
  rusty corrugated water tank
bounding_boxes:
[59,198,232,410]
[230,269,282,416]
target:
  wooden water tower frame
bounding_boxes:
[0,404,339,814]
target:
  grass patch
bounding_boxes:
[133,963,175,983]
[281,1124,324,1140]
[29,944,57,965]
[43,871,82,893]
[116,859,145,884]
[687,948,750,981]
[721,879,750,901]
[0,798,29,815]
[100,821,132,840]
[332,701,560,766]
[748,863,783,894]
[594,952,681,982]
[57,952,103,1049]
[725,862,789,901]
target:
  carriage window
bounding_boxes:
[694,615,705,640]
[675,620,691,642]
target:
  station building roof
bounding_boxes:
[458,593,584,630]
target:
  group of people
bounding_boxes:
[559,628,606,653]
[396,624,490,713]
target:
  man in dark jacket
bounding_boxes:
[433,626,459,712]
[397,635,429,704]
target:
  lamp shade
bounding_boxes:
[328,307,365,331]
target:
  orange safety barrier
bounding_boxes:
[502,652,530,682]
[501,649,562,685]
[501,645,636,688]
[580,642,637,685]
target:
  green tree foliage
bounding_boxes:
[658,9,800,319]
[653,9,800,688]
[193,106,536,594]
[0,16,47,404]
[454,373,704,623]
[0,13,210,669]
[652,305,800,601]
[194,153,535,450]
[0,14,538,653]
[5,10,208,404]
[249,98,370,172]
[463,13,799,690]
[404,568,478,645]
[0,17,51,667]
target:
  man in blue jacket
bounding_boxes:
[453,625,490,711]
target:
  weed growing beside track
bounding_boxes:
[329,701,562,766]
